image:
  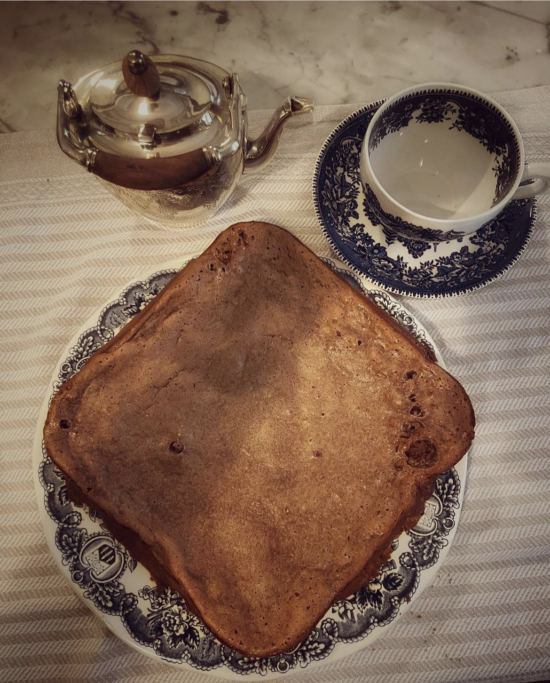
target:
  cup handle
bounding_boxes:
[511,162,550,200]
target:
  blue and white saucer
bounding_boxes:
[313,103,538,298]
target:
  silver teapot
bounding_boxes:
[57,50,313,227]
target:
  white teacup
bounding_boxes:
[360,83,550,243]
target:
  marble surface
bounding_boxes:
[0,1,549,133]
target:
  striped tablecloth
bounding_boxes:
[1,87,549,683]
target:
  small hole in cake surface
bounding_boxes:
[402,420,421,433]
[169,440,184,454]
[406,371,417,380]
[406,439,437,468]
[410,405,424,417]
[237,229,249,246]
[60,419,70,429]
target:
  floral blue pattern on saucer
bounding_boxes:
[313,103,537,298]
[37,263,464,678]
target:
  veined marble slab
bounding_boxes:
[0,1,549,133]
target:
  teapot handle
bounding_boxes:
[244,96,314,171]
[57,80,95,169]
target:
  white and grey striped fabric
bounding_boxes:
[1,87,549,683]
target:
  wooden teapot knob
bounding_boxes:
[122,50,160,98]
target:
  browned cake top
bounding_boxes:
[44,222,474,657]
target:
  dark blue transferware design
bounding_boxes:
[38,264,464,677]
[368,90,521,208]
[313,103,537,298]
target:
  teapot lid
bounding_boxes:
[73,51,237,158]
[89,50,214,136]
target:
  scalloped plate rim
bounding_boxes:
[32,252,468,679]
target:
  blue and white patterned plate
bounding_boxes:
[33,256,468,679]
[313,103,538,298]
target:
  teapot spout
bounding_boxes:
[245,96,313,171]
